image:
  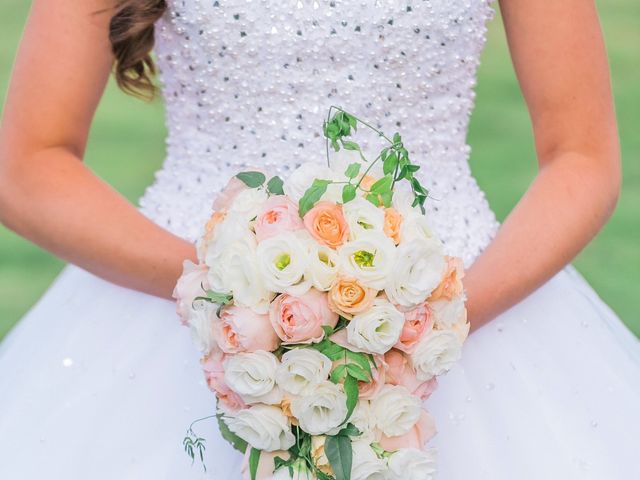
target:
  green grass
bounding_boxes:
[0,1,638,339]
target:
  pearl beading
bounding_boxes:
[140,0,500,266]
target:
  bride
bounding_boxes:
[0,0,638,478]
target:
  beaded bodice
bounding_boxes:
[140,0,500,266]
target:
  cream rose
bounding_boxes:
[387,448,437,480]
[328,277,377,319]
[284,162,334,203]
[410,329,463,382]
[384,237,445,309]
[338,231,396,290]
[257,232,310,295]
[350,440,388,480]
[290,381,348,435]
[213,306,280,353]
[187,300,218,354]
[304,240,340,291]
[223,405,296,452]
[269,289,338,344]
[342,197,385,239]
[276,348,332,396]
[224,351,282,405]
[370,385,421,437]
[228,187,269,222]
[347,299,404,355]
[400,212,435,243]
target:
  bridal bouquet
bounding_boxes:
[175,107,469,480]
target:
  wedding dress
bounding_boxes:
[1,1,639,478]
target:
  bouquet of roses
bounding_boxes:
[175,107,469,480]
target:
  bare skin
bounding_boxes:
[0,1,620,326]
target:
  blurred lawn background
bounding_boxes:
[0,1,638,339]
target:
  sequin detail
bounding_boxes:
[139,0,500,266]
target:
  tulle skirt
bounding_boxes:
[0,263,639,479]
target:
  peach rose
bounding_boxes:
[212,176,248,211]
[303,201,349,249]
[213,305,280,353]
[328,277,377,319]
[173,260,209,325]
[394,303,434,354]
[201,351,246,412]
[379,409,437,452]
[255,195,305,242]
[384,349,438,401]
[383,207,403,245]
[429,256,465,302]
[241,448,290,480]
[269,289,338,344]
[359,175,377,191]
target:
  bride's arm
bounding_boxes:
[465,0,621,331]
[0,0,196,299]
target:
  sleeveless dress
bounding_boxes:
[1,1,639,479]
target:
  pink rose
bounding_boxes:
[201,351,246,412]
[212,176,248,211]
[358,355,387,400]
[241,449,290,480]
[173,260,209,325]
[255,195,305,242]
[394,303,434,354]
[379,409,437,452]
[384,349,438,400]
[213,305,281,353]
[269,289,338,344]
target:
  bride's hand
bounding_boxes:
[464,0,620,330]
[0,0,196,299]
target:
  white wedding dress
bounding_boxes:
[1,1,639,478]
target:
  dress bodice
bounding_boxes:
[140,0,500,266]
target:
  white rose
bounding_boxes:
[349,400,376,437]
[347,299,404,355]
[410,329,463,382]
[187,300,218,354]
[228,187,268,222]
[338,231,396,290]
[273,458,315,480]
[284,162,334,203]
[224,351,283,404]
[370,385,421,437]
[257,233,311,295]
[400,212,435,243]
[304,238,340,291]
[223,405,295,452]
[384,238,445,309]
[276,348,332,396]
[350,440,387,480]
[342,197,385,239]
[387,448,437,480]
[391,188,420,217]
[291,381,348,435]
[206,222,273,314]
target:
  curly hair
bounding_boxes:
[109,0,167,99]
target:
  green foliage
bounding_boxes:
[298,179,332,217]
[325,433,353,480]
[267,175,285,195]
[216,411,248,453]
[249,448,261,480]
[236,171,266,188]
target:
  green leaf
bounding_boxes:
[216,411,248,453]
[205,290,233,305]
[345,350,372,378]
[344,162,361,179]
[249,448,261,480]
[325,434,353,480]
[346,113,357,130]
[236,171,266,188]
[383,151,398,175]
[370,175,393,194]
[266,176,285,195]
[342,184,357,203]
[346,364,370,382]
[380,191,393,208]
[338,423,362,438]
[341,140,360,152]
[343,374,359,423]
[298,179,332,217]
[365,193,381,207]
[393,132,402,144]
[331,364,348,383]
[322,325,336,337]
